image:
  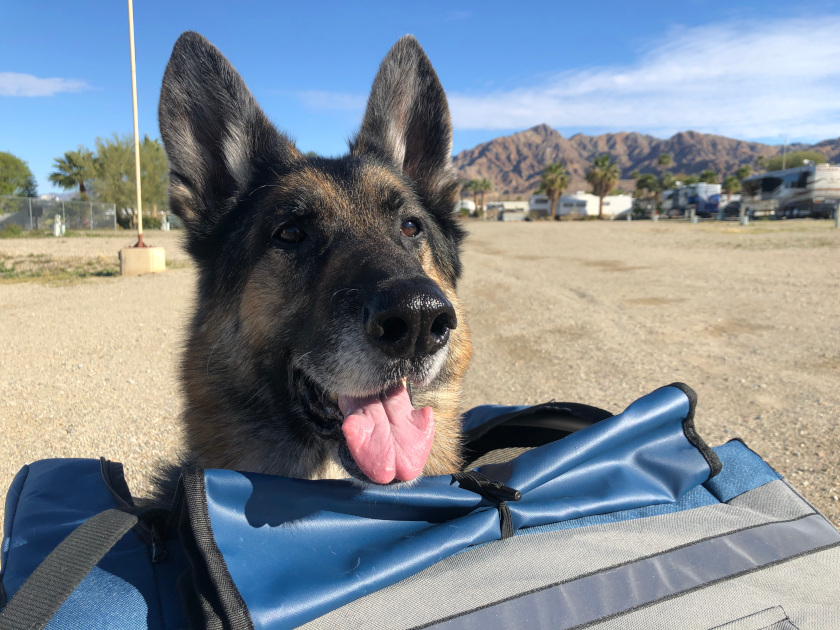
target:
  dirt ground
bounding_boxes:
[1,220,838,528]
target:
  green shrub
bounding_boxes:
[143,215,162,229]
[0,224,24,238]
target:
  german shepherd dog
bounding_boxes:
[156,32,471,494]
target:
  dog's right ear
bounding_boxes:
[158,32,300,238]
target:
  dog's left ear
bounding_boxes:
[351,36,460,216]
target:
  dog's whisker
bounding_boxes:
[205,337,224,376]
[241,382,272,410]
[471,298,495,319]
[331,288,360,302]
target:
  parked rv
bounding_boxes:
[741,162,840,219]
[661,183,721,217]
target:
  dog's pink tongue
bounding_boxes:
[338,385,434,485]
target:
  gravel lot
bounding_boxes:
[1,220,838,528]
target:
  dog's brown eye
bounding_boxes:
[273,224,306,245]
[400,220,420,238]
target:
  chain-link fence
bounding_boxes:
[0,196,118,231]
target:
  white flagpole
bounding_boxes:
[128,0,144,246]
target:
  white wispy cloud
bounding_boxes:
[447,17,840,140]
[0,72,90,97]
[291,16,840,141]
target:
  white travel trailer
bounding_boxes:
[529,192,632,218]
[741,162,840,219]
[565,191,632,218]
[457,199,476,215]
[528,194,552,217]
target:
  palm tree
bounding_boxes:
[721,175,740,204]
[699,169,718,184]
[657,153,672,173]
[474,178,493,219]
[586,154,620,219]
[661,172,678,189]
[536,163,570,220]
[755,155,767,172]
[735,165,751,181]
[48,147,95,200]
[635,173,660,200]
[462,179,479,215]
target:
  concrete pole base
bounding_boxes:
[119,246,166,276]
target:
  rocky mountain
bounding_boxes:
[452,124,839,197]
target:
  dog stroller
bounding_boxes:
[1,383,838,629]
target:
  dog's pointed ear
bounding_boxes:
[351,36,460,215]
[158,32,300,234]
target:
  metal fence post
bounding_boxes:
[28,197,32,230]
[113,204,117,230]
[90,201,93,230]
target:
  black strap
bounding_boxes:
[462,402,613,468]
[176,469,253,630]
[0,508,138,630]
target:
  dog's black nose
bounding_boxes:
[365,280,457,359]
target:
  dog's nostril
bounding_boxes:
[430,313,451,339]
[380,317,409,344]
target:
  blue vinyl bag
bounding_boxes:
[2,383,838,630]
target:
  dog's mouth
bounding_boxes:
[294,372,344,436]
[293,371,435,485]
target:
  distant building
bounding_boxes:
[487,201,530,221]
[486,201,529,212]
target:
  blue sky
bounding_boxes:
[5,0,840,194]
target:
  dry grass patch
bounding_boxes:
[0,253,119,284]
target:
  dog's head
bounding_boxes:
[158,33,471,484]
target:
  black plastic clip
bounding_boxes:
[453,471,522,539]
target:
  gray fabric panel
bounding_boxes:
[589,547,840,629]
[300,480,816,630]
[426,514,839,630]
[709,606,795,630]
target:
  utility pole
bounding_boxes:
[782,136,787,171]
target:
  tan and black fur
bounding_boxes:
[155,32,471,497]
